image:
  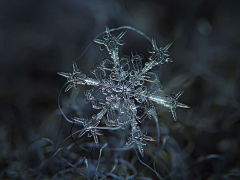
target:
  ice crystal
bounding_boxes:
[58,26,190,156]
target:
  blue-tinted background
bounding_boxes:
[0,0,239,179]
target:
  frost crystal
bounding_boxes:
[58,26,189,156]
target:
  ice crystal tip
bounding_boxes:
[57,72,69,78]
[163,41,173,52]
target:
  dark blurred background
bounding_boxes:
[0,0,239,179]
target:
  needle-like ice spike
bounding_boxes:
[162,41,173,52]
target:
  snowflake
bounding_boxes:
[58,26,190,156]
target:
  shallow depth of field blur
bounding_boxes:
[0,0,239,179]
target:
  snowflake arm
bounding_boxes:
[73,108,107,145]
[94,26,126,49]
[148,39,173,65]
[148,91,190,121]
[58,62,86,92]
[124,126,155,157]
[58,63,101,92]
[94,26,126,67]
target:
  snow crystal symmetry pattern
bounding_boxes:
[58,26,190,157]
